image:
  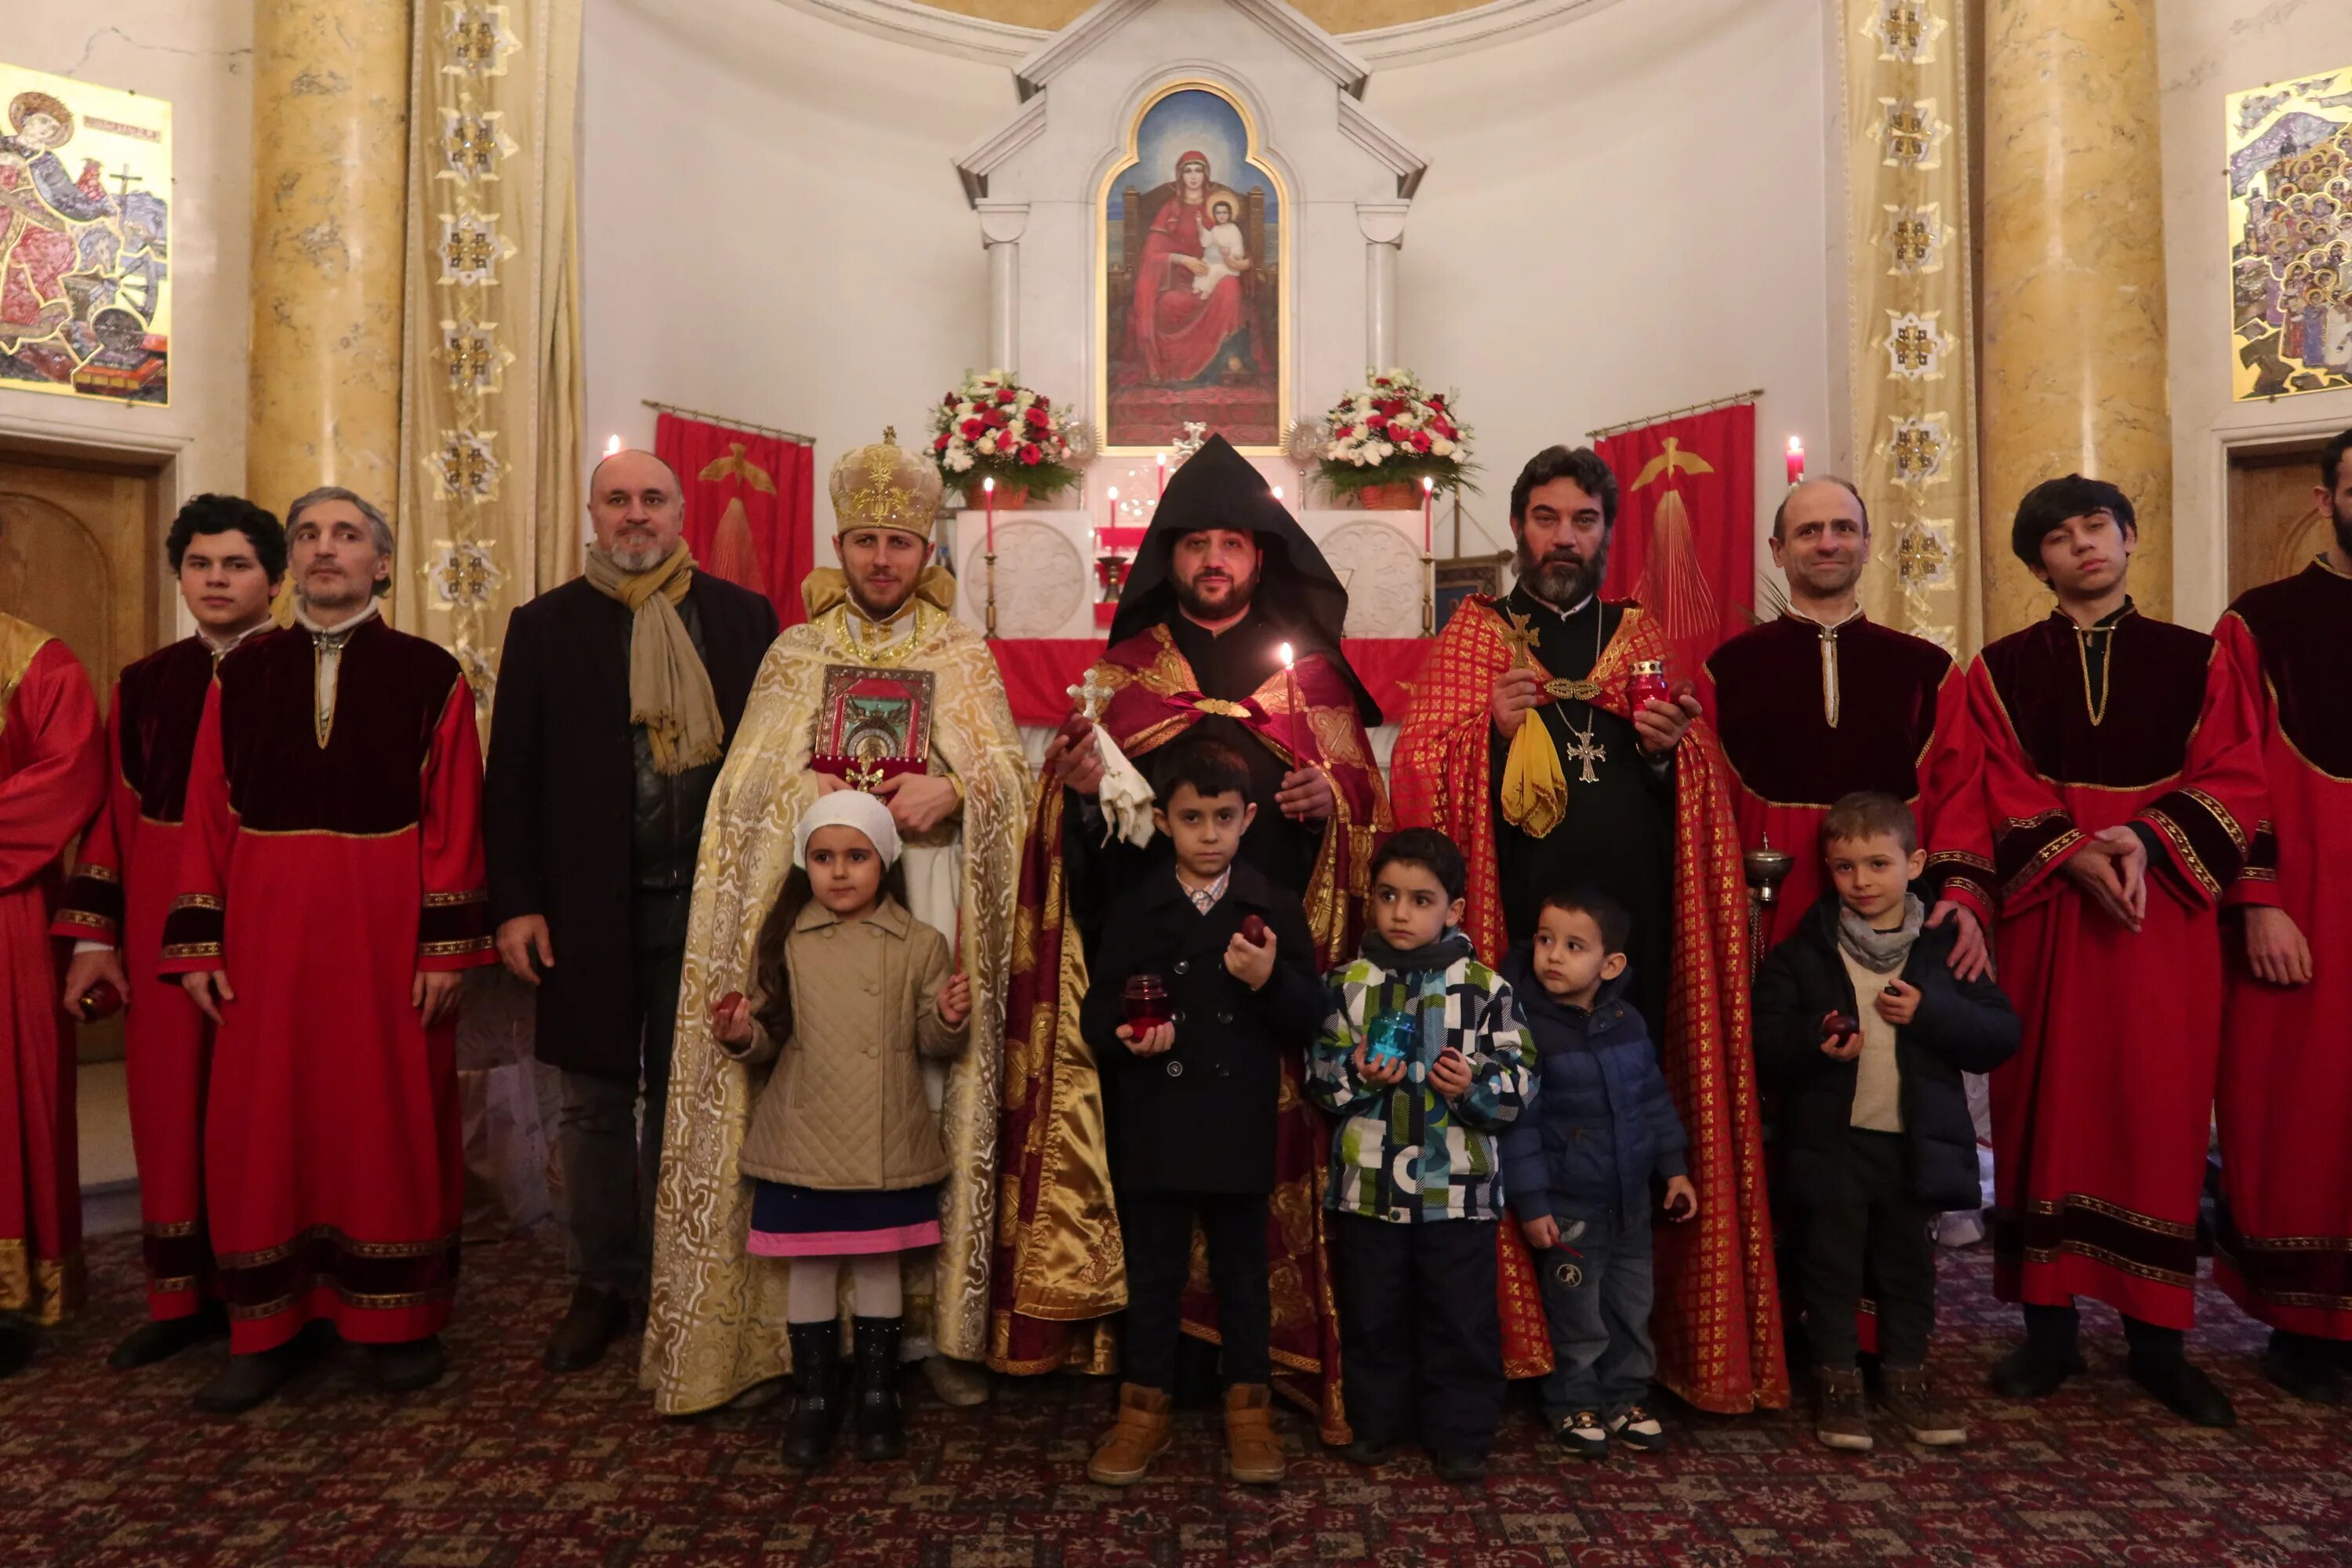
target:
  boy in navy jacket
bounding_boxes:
[1500,886,1696,1461]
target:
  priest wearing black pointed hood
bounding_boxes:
[989,434,1388,1445]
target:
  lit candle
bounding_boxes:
[1422,475,1436,554]
[1786,435,1806,488]
[1272,485,1283,502]
[604,434,622,456]
[982,476,996,555]
[1107,485,1119,532]
[1278,641,1318,771]
[1156,453,1167,498]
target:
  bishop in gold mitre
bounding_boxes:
[643,430,1030,1413]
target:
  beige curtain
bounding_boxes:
[392,0,586,1235]
[1842,0,1981,657]
[393,0,585,706]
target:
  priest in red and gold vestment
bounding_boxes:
[1972,476,2261,1428]
[990,436,1388,1442]
[162,487,492,1413]
[2212,430,2352,1404]
[0,608,104,1377]
[55,495,284,1371]
[1395,445,1787,1415]
[1706,479,1993,963]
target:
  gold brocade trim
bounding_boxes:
[2028,1192,2195,1236]
[146,1220,199,1239]
[2074,622,2116,725]
[0,1241,83,1325]
[2001,823,2084,902]
[2141,809,2223,901]
[1191,697,1254,720]
[2179,786,2249,854]
[238,823,419,840]
[2020,1240,2198,1289]
[1924,848,1994,873]
[419,935,495,957]
[171,893,223,911]
[214,1228,459,1269]
[54,910,114,931]
[160,942,220,960]
[421,887,488,907]
[72,863,120,884]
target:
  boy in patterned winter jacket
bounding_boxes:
[1309,828,1534,1483]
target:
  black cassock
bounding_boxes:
[1485,584,1676,1040]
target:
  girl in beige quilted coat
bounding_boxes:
[710,790,971,1468]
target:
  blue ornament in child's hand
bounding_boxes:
[1365,1009,1416,1067]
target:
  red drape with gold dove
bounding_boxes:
[655,412,815,628]
[1596,403,1757,684]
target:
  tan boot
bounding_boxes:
[1813,1366,1875,1452]
[1087,1382,1174,1486]
[1222,1383,1287,1483]
[1881,1365,1967,1446]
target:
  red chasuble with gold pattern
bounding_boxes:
[159,619,492,1353]
[1970,605,2263,1328]
[53,637,228,1321]
[2214,561,2352,1338]
[1394,596,1788,1414]
[1706,613,1993,948]
[990,625,1388,1443]
[0,619,104,1326]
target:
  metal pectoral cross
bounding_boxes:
[1563,724,1606,785]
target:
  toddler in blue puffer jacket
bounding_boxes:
[1499,884,1697,1462]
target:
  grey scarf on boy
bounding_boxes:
[1837,893,1923,974]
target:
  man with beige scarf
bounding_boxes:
[484,448,779,1374]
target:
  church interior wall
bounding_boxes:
[2157,0,2352,632]
[0,2,256,510]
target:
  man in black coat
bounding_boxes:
[485,448,779,1370]
[1751,792,2019,1450]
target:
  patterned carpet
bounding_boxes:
[3,1229,2347,1566]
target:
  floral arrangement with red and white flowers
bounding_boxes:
[1314,368,1476,501]
[928,368,1083,501]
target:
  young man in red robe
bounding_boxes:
[55,494,285,1371]
[2213,426,2352,1404]
[1706,478,1993,967]
[1971,474,2263,1427]
[992,436,1389,1443]
[0,601,105,1377]
[1393,445,1787,1417]
[164,485,492,1413]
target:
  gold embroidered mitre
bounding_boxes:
[828,426,942,540]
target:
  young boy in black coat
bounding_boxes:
[1754,792,2021,1453]
[1076,735,1323,1488]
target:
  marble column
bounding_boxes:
[1979,0,2171,636]
[977,204,1029,375]
[245,0,412,524]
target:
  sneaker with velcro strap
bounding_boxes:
[1606,1402,1668,1454]
[1554,1408,1609,1461]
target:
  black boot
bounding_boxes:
[851,1316,906,1462]
[111,1302,230,1371]
[194,1336,314,1414]
[2260,1330,2344,1406]
[2123,1319,2235,1428]
[782,1322,843,1468]
[0,1317,34,1379]
[369,1334,448,1393]
[1988,1303,2085,1399]
[542,1284,629,1374]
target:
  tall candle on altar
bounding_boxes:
[1156,453,1167,499]
[1421,475,1435,554]
[1785,436,1806,488]
[982,476,996,554]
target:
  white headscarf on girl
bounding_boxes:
[791,788,903,869]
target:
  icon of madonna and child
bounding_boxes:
[1104,85,1283,449]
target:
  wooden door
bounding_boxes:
[0,452,164,688]
[2228,442,2332,600]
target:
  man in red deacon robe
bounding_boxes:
[55,495,285,1373]
[1706,478,1993,964]
[1395,445,1787,1417]
[164,485,492,1413]
[0,607,105,1377]
[1972,475,2262,1428]
[2212,426,2352,1404]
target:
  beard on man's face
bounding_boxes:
[1173,561,1260,621]
[1516,532,1607,608]
[2333,494,2352,563]
[848,567,917,622]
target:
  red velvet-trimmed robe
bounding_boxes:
[1970,604,2263,1328]
[1705,612,1994,949]
[989,623,1388,1443]
[1394,594,1788,1414]
[2214,560,2352,1338]
[160,616,492,1352]
[0,617,105,1325]
[53,634,243,1321]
